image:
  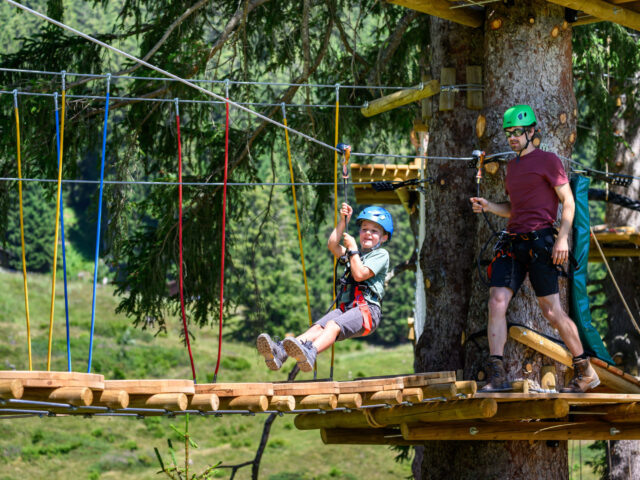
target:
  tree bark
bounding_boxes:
[414,1,575,478]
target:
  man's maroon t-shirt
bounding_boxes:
[505,149,568,233]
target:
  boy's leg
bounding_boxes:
[256,333,288,371]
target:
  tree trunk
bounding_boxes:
[414,1,575,478]
[601,92,640,480]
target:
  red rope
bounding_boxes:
[176,106,197,383]
[214,94,230,381]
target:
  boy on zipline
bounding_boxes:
[256,202,392,372]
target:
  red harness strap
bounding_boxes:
[340,285,373,336]
[487,250,514,280]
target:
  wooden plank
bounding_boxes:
[273,381,337,396]
[492,399,569,421]
[218,395,268,412]
[188,394,220,412]
[22,387,93,407]
[422,383,457,399]
[509,326,640,393]
[439,68,456,111]
[0,371,104,390]
[195,382,272,396]
[0,379,24,399]
[336,393,362,409]
[466,66,483,110]
[128,393,188,411]
[269,396,296,412]
[338,377,404,394]
[105,379,194,395]
[401,421,640,440]
[298,394,337,410]
[546,0,640,31]
[589,248,640,260]
[388,0,484,28]
[362,390,403,406]
[94,390,129,409]
[361,80,440,117]
[475,392,640,404]
[321,428,423,445]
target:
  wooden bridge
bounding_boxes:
[3,326,640,443]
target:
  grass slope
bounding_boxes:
[0,269,413,479]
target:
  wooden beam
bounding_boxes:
[475,392,640,404]
[401,421,640,440]
[269,395,296,412]
[106,379,194,395]
[298,394,338,410]
[509,326,640,393]
[572,402,640,422]
[188,394,220,412]
[492,399,569,421]
[321,428,423,445]
[388,0,484,28]
[0,379,24,400]
[23,386,93,407]
[94,389,129,409]
[439,68,456,111]
[0,371,104,389]
[128,393,188,411]
[363,390,403,406]
[466,66,483,110]
[218,395,268,412]
[361,80,440,117]
[546,0,640,31]
[422,383,457,399]
[337,393,362,409]
[589,248,640,261]
[455,381,477,396]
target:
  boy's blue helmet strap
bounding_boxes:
[356,206,393,240]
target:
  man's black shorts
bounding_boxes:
[488,231,559,297]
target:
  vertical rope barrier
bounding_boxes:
[213,80,230,383]
[46,72,66,371]
[13,90,32,371]
[282,104,313,327]
[175,98,197,383]
[330,84,340,379]
[87,74,111,373]
[54,92,72,371]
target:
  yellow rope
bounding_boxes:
[47,89,66,371]
[330,89,340,374]
[590,226,640,336]
[14,94,32,371]
[282,113,313,327]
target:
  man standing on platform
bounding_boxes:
[470,104,600,393]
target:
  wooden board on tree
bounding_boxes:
[196,383,274,397]
[0,371,104,390]
[105,379,194,395]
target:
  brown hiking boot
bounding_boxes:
[480,357,511,391]
[560,357,600,393]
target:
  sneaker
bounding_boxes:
[256,333,288,371]
[560,357,600,393]
[282,337,317,372]
[479,357,511,392]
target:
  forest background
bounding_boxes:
[0,0,639,479]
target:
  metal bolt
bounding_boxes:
[469,427,479,435]
[610,427,620,436]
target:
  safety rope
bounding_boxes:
[46,73,66,371]
[87,74,111,374]
[590,226,640,337]
[213,81,230,383]
[330,85,340,380]
[282,104,313,328]
[54,92,72,372]
[13,90,32,371]
[175,98,197,383]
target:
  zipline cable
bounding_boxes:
[213,81,230,383]
[282,103,313,329]
[46,73,66,371]
[54,92,72,372]
[13,90,32,371]
[175,98,197,384]
[87,74,111,374]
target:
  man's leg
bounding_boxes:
[538,294,600,392]
[487,287,514,355]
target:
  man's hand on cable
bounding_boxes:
[470,196,489,213]
[552,236,569,265]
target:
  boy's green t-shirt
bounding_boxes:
[338,248,389,308]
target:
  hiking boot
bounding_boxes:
[480,357,511,391]
[256,333,288,371]
[560,358,600,393]
[283,337,317,372]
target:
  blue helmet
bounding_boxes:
[356,206,394,240]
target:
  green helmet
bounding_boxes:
[503,105,537,129]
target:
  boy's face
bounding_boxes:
[358,220,388,250]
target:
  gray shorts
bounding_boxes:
[314,304,381,340]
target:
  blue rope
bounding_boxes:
[88,74,111,374]
[54,93,72,372]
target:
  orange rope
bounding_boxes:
[13,91,32,371]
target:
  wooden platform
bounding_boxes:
[350,161,421,206]
[589,226,640,261]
